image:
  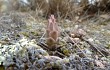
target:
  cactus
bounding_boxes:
[46,15,59,50]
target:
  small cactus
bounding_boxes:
[46,15,59,50]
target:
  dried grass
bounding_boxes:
[28,0,81,19]
[0,0,110,19]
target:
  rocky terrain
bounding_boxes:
[0,12,110,70]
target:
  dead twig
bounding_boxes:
[81,37,110,57]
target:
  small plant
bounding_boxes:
[46,15,59,50]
